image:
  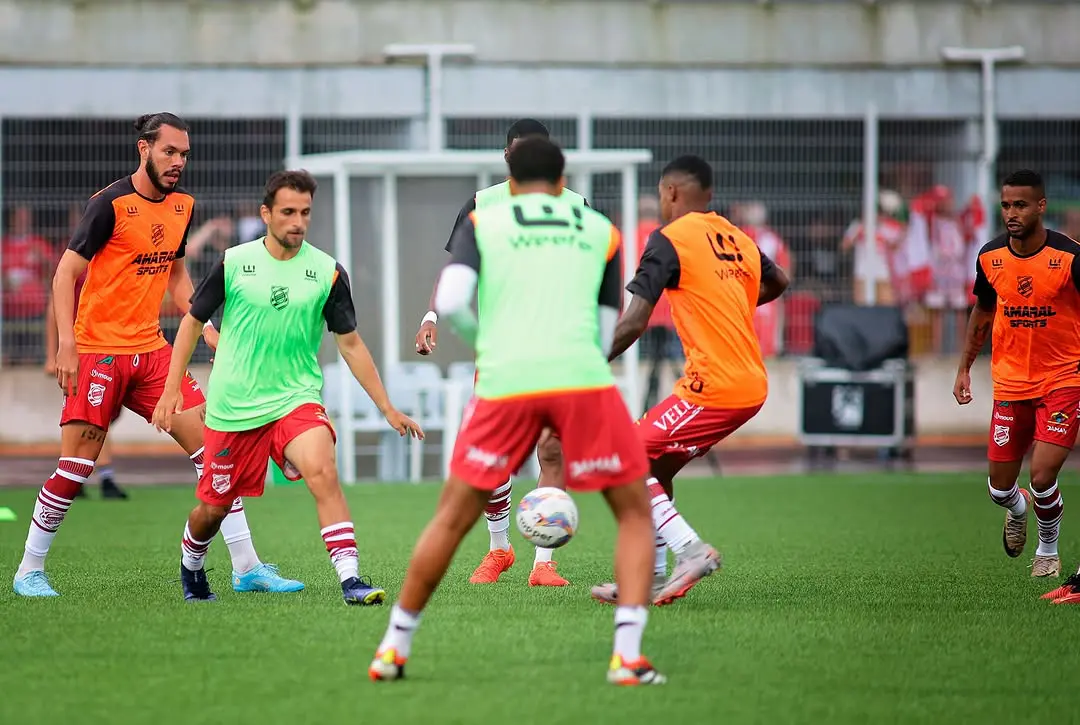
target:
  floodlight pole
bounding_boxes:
[383,43,477,152]
[941,46,1025,229]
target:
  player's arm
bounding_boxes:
[959,258,996,373]
[167,216,218,346]
[329,264,423,438]
[433,213,482,349]
[608,229,680,361]
[597,228,624,357]
[153,260,226,432]
[757,250,790,306]
[43,289,58,374]
[416,197,478,355]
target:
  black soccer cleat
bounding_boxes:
[181,565,217,601]
[100,478,129,500]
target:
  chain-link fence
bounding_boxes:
[4,113,1080,370]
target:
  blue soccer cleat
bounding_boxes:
[232,563,305,593]
[13,570,59,598]
[342,575,385,606]
[181,565,217,601]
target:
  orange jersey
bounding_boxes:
[68,177,194,354]
[972,230,1080,400]
[627,211,772,408]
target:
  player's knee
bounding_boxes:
[304,462,341,497]
[1030,467,1059,492]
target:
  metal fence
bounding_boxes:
[3,114,1080,370]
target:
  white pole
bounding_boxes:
[427,50,444,152]
[333,167,356,484]
[576,109,594,202]
[941,46,1025,239]
[861,102,879,307]
[620,164,641,417]
[285,89,302,168]
[381,172,401,376]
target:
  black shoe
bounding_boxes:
[180,565,217,601]
[100,478,129,500]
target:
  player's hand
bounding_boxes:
[415,321,437,355]
[202,324,220,352]
[385,408,425,440]
[44,357,56,376]
[953,370,973,405]
[55,341,79,397]
[152,387,185,433]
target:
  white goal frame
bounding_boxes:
[287,149,654,484]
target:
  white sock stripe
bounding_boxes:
[646,477,659,486]
[988,482,1019,499]
[183,525,214,547]
[320,522,355,536]
[323,533,357,543]
[1032,482,1059,499]
[39,489,74,507]
[1035,497,1063,510]
[1037,511,1064,526]
[54,468,90,484]
[190,447,205,461]
[59,457,95,467]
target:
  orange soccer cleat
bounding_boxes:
[468,546,515,584]
[528,561,569,587]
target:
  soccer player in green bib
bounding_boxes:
[152,170,423,605]
[414,119,587,587]
[371,138,665,685]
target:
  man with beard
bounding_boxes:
[954,169,1080,587]
[13,113,303,598]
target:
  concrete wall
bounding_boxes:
[0,355,991,447]
[4,66,1080,120]
[0,0,1077,67]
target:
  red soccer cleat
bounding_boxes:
[528,561,569,587]
[1045,572,1080,603]
[468,546,515,584]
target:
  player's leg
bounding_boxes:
[96,412,128,499]
[549,386,664,684]
[275,403,376,604]
[371,476,491,679]
[986,399,1035,559]
[528,428,570,586]
[13,352,119,597]
[469,475,517,584]
[127,347,300,590]
[371,396,541,680]
[1026,389,1080,579]
[178,424,275,601]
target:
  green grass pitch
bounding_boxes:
[2,472,1080,725]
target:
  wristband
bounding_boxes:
[422,311,438,325]
[202,320,216,332]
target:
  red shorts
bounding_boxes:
[637,394,762,469]
[197,403,336,506]
[60,346,205,431]
[988,387,1080,462]
[450,386,649,492]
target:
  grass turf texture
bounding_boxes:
[2,472,1080,725]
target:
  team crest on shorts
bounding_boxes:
[211,473,231,494]
[87,382,106,408]
[270,285,290,310]
[993,424,1010,446]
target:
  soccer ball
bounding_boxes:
[515,487,579,549]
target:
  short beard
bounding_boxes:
[144,157,175,195]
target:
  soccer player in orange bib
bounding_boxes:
[954,170,1080,595]
[591,155,789,606]
[12,113,301,598]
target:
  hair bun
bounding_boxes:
[134,114,153,131]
